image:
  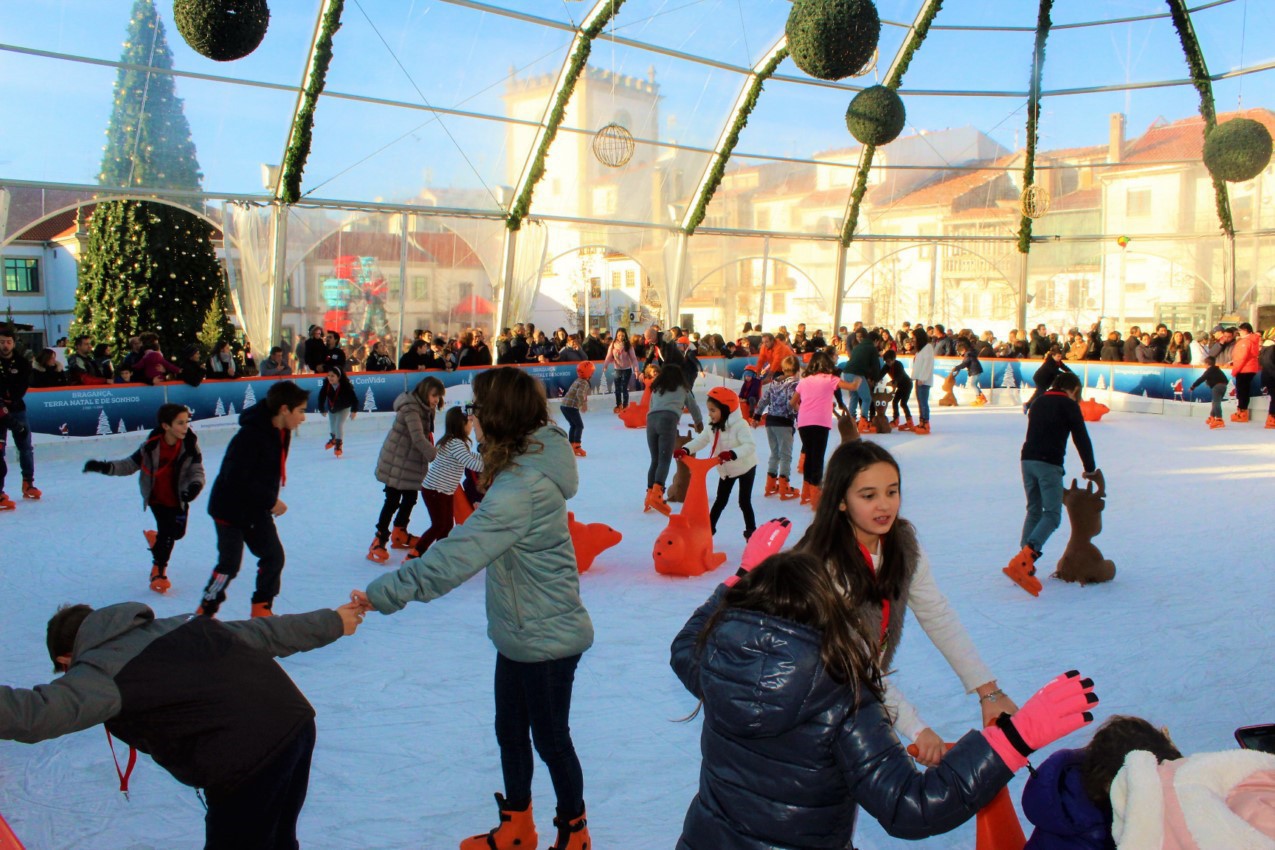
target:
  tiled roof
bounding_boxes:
[1122,108,1275,165]
[12,207,82,242]
[886,155,1020,208]
[1049,187,1101,211]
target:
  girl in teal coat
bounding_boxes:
[353,366,594,850]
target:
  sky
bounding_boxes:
[1,0,1271,210]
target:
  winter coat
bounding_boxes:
[1191,365,1228,391]
[366,424,593,664]
[1068,339,1090,361]
[1021,392,1096,473]
[912,343,936,385]
[603,342,641,372]
[1100,341,1123,362]
[554,346,586,363]
[1033,358,1073,393]
[102,429,206,511]
[649,387,704,428]
[886,359,913,393]
[207,403,291,528]
[933,334,957,357]
[259,358,293,377]
[755,375,798,426]
[1111,749,1275,850]
[363,351,394,372]
[949,349,983,377]
[1122,337,1141,362]
[1230,333,1261,376]
[0,352,31,412]
[457,344,493,368]
[421,437,483,495]
[317,374,357,414]
[375,392,438,491]
[684,411,757,479]
[1135,344,1159,364]
[756,339,795,378]
[179,360,206,387]
[1023,749,1116,850]
[670,586,1014,850]
[0,603,342,792]
[845,340,882,381]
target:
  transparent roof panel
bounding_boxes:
[609,0,789,69]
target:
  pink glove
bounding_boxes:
[673,448,689,460]
[983,671,1097,771]
[724,518,792,587]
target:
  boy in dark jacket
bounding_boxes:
[198,381,309,618]
[1,600,364,849]
[882,349,915,429]
[0,326,38,509]
[1190,356,1229,429]
[1007,373,1097,596]
[83,403,206,593]
[1024,346,1074,413]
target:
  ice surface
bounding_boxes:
[1,401,1272,849]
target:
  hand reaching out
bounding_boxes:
[336,601,366,635]
[349,589,374,613]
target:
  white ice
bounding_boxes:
[1,398,1272,849]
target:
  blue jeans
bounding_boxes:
[1021,460,1064,554]
[613,368,632,407]
[327,409,350,442]
[765,425,794,477]
[916,384,931,422]
[494,652,584,818]
[646,410,679,488]
[561,405,583,443]
[0,409,34,492]
[1209,384,1225,419]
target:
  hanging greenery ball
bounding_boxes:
[786,0,881,82]
[1202,118,1273,183]
[173,0,271,62]
[845,85,906,146]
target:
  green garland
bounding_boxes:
[1016,0,1053,254]
[1165,0,1233,235]
[507,0,625,231]
[685,47,788,235]
[840,0,944,247]
[280,0,344,204]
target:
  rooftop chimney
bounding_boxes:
[1109,113,1125,164]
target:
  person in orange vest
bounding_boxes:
[755,332,795,383]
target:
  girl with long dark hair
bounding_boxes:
[791,350,860,506]
[671,549,1098,849]
[795,440,1020,767]
[603,327,640,412]
[355,367,594,850]
[644,364,703,515]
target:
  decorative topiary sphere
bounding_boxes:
[174,0,271,62]
[786,0,881,82]
[1203,117,1273,183]
[846,85,906,146]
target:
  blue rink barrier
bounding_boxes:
[20,356,1264,437]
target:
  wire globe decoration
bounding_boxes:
[851,46,879,78]
[1021,184,1051,219]
[593,123,636,168]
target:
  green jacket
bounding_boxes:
[366,424,593,663]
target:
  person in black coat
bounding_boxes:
[398,339,429,371]
[671,549,1098,850]
[197,381,310,619]
[317,367,358,455]
[363,340,394,372]
[0,327,37,503]
[1099,332,1123,362]
[179,345,207,387]
[301,325,327,374]
[322,331,346,374]
[1023,346,1073,413]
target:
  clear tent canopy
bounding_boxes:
[1,0,1272,350]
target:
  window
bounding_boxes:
[412,276,429,300]
[611,271,622,289]
[386,274,400,298]
[624,270,636,288]
[4,258,40,294]
[1126,189,1151,216]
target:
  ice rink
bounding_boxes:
[1,399,1271,849]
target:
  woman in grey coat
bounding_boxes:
[368,376,444,562]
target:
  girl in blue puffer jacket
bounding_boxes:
[671,550,1100,850]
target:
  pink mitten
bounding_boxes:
[724,518,792,587]
[983,671,1097,771]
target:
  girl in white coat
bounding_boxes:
[795,439,1019,767]
[678,387,759,540]
[911,327,936,434]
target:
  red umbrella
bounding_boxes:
[452,294,494,315]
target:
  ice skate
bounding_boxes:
[143,529,158,549]
[367,536,390,564]
[548,810,589,850]
[324,437,335,450]
[777,476,800,500]
[333,440,343,457]
[644,483,671,516]
[1230,409,1249,423]
[21,480,41,500]
[149,566,171,594]
[897,416,915,432]
[250,601,273,618]
[0,493,14,511]
[459,794,536,850]
[1266,414,1275,429]
[1208,417,1225,429]
[1003,546,1043,597]
[764,474,778,497]
[572,442,587,457]
[389,527,412,549]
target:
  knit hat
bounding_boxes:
[707,386,740,415]
[577,361,595,379]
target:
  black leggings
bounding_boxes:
[1235,372,1254,411]
[709,466,757,536]
[494,653,584,819]
[892,385,913,420]
[375,486,418,539]
[797,425,831,486]
[149,504,188,571]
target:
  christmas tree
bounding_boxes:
[73,0,228,360]
[96,410,113,436]
[362,387,377,412]
[117,418,128,434]
[243,383,257,408]
[214,397,225,417]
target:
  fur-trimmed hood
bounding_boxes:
[1112,749,1275,849]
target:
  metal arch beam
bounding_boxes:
[680,36,789,235]
[273,0,338,201]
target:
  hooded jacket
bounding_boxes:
[102,428,206,511]
[1023,748,1117,850]
[670,589,1013,849]
[207,403,291,527]
[0,351,31,413]
[0,603,342,792]
[1230,332,1261,376]
[684,410,758,479]
[366,424,593,663]
[375,390,438,491]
